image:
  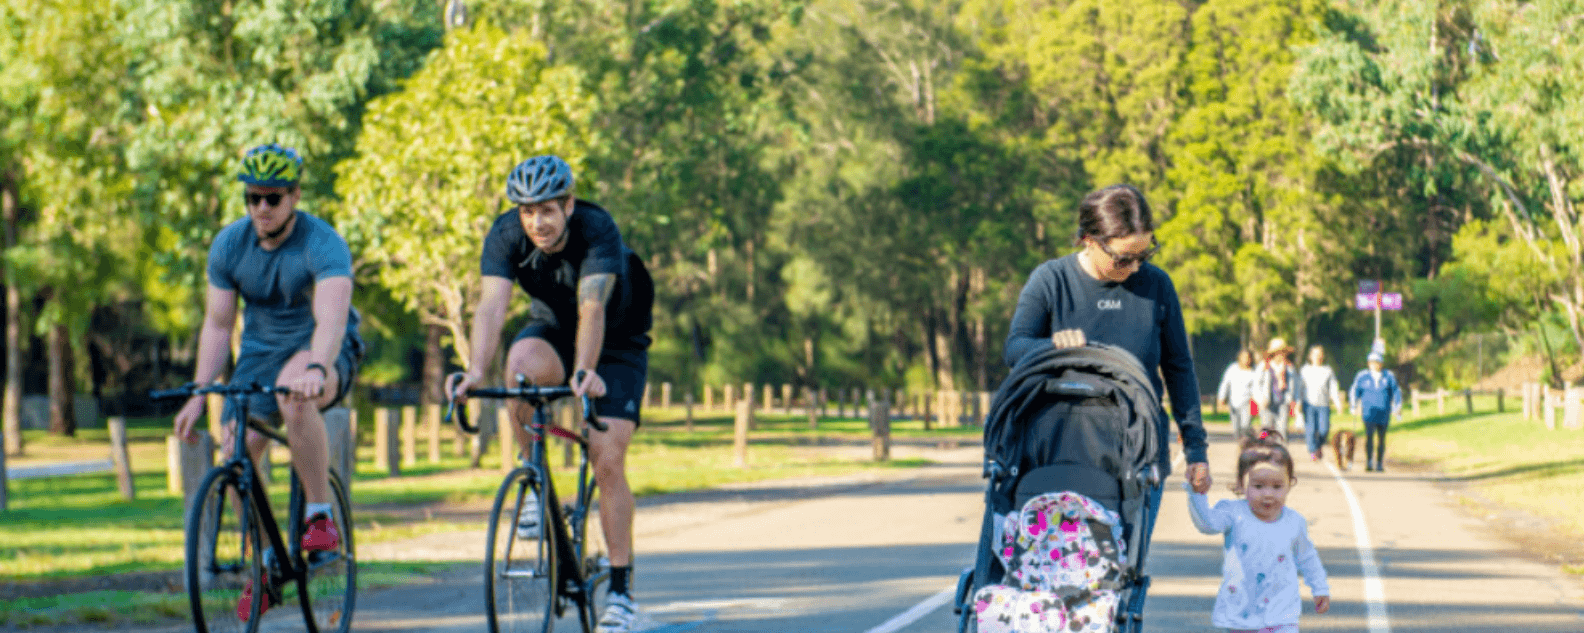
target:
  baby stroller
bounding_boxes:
[954,344,1163,633]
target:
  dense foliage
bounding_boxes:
[5,0,1584,437]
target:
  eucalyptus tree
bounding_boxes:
[117,0,443,342]
[1290,0,1495,346]
[331,22,596,375]
[1159,0,1335,348]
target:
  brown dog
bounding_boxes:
[1332,430,1357,471]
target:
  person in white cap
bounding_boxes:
[1348,351,1401,472]
[1254,338,1301,438]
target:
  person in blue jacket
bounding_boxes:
[1348,351,1401,472]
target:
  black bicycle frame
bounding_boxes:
[447,374,608,607]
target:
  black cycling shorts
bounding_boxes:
[513,321,648,426]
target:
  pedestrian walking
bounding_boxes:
[1298,345,1343,462]
[1187,432,1330,632]
[1217,349,1259,439]
[1348,351,1401,472]
[1255,338,1301,438]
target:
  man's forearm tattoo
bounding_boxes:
[578,273,616,306]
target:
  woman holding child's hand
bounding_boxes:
[1007,184,1212,545]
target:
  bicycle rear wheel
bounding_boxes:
[485,468,556,633]
[292,469,357,633]
[186,467,266,633]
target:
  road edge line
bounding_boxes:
[863,585,955,633]
[1325,460,1392,633]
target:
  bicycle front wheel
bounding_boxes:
[293,469,357,633]
[485,468,556,633]
[186,467,266,633]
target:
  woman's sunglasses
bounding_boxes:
[244,192,286,207]
[1094,237,1160,267]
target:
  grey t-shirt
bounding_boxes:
[207,210,362,361]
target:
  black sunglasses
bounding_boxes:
[1094,236,1160,266]
[244,192,287,207]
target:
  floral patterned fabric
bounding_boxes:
[975,491,1128,632]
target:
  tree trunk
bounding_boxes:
[48,321,74,436]
[971,267,989,391]
[2,171,21,455]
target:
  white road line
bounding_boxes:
[863,585,956,633]
[1325,460,1392,633]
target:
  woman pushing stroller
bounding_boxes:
[1005,183,1213,520]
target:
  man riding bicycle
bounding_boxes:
[449,155,654,633]
[172,143,364,618]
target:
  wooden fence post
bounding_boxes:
[108,416,135,501]
[324,407,354,491]
[499,407,517,473]
[425,403,442,463]
[869,392,890,462]
[401,405,418,467]
[819,387,828,418]
[168,431,213,503]
[470,399,496,468]
[724,383,735,412]
[806,387,818,429]
[734,390,753,468]
[703,384,714,411]
[560,401,577,470]
[1464,388,1474,415]
[1412,388,1421,418]
[1436,388,1446,415]
[375,407,400,476]
[781,384,793,415]
[684,392,695,433]
[1497,387,1504,414]
[1544,385,1556,430]
[1567,387,1583,430]
[763,384,775,415]
[662,382,672,410]
[1524,383,1536,420]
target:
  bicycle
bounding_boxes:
[446,371,610,633]
[152,382,356,633]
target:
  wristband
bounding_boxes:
[305,362,328,379]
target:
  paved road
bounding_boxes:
[89,431,1584,632]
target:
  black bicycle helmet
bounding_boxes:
[505,155,575,205]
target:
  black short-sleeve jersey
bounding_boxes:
[480,200,652,349]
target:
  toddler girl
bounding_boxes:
[1188,432,1330,632]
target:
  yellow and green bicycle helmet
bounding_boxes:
[238,144,303,187]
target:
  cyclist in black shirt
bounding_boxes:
[449,155,654,633]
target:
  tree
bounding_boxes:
[331,21,596,372]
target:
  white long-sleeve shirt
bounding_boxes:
[1299,364,1341,409]
[1187,489,1330,629]
[1217,363,1259,407]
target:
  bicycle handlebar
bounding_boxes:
[149,382,293,401]
[444,371,605,434]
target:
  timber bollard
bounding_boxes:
[869,392,890,462]
[1568,387,1583,431]
[662,382,672,410]
[734,392,753,468]
[375,407,401,476]
[1497,388,1504,413]
[806,387,818,430]
[168,431,213,503]
[499,407,517,474]
[685,392,695,433]
[1544,385,1556,430]
[324,407,354,490]
[469,399,495,468]
[108,416,135,501]
[426,402,442,463]
[1464,388,1473,415]
[401,405,418,467]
